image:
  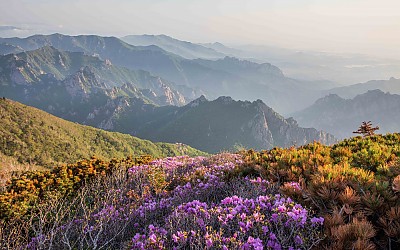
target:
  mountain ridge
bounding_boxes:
[1,33,331,114]
[293,89,400,138]
[122,34,226,59]
[326,77,400,99]
[98,95,337,153]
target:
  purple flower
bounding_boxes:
[271,213,279,222]
[294,235,303,245]
[262,226,269,235]
[269,232,277,241]
[311,217,324,225]
[206,238,213,248]
[148,233,157,244]
[172,234,179,243]
[288,182,301,191]
[205,233,213,248]
[277,204,286,213]
[247,236,264,250]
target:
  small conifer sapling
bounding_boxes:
[353,121,379,137]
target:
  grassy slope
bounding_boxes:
[0,98,204,168]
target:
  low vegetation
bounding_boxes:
[0,134,399,249]
[242,133,400,249]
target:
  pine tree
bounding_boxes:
[353,121,379,137]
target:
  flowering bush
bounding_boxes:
[127,155,324,249]
[131,194,324,249]
[1,153,325,249]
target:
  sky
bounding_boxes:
[0,0,399,58]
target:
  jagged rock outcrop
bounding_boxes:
[63,66,107,98]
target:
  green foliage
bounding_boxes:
[0,98,205,167]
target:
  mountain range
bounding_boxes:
[0,42,336,152]
[0,33,336,114]
[0,45,192,113]
[88,95,336,152]
[293,89,400,139]
[120,35,400,86]
[325,77,400,99]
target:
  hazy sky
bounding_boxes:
[1,0,399,57]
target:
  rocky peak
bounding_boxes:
[6,55,39,85]
[215,96,233,104]
[188,95,208,107]
[219,56,283,77]
[315,93,344,105]
[63,67,105,98]
[247,110,274,149]
[259,62,284,77]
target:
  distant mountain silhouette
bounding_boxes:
[326,77,400,98]
[122,34,226,59]
[293,90,400,138]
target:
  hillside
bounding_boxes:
[0,98,204,167]
[193,56,284,82]
[292,89,400,138]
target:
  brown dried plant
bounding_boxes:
[393,175,400,192]
[361,192,385,216]
[339,186,360,206]
[331,217,376,250]
[379,206,400,239]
